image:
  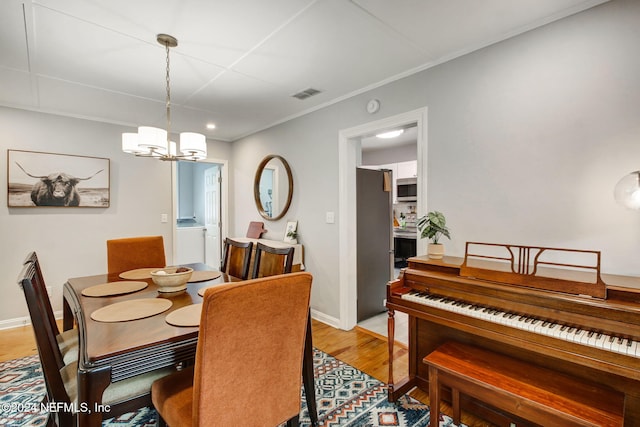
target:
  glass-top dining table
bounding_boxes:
[62,263,318,426]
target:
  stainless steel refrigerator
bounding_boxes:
[356,167,393,322]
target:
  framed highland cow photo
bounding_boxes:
[7,150,110,208]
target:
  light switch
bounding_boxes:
[161,213,168,223]
[326,211,335,224]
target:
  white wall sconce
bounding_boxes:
[614,171,640,209]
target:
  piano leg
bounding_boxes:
[388,308,396,401]
[387,308,419,401]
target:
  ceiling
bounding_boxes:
[361,125,417,152]
[1,0,608,142]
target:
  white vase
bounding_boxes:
[428,243,444,259]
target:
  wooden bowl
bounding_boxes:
[150,267,193,293]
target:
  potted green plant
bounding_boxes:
[417,211,451,259]
[286,230,298,244]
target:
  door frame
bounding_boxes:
[171,158,229,266]
[338,107,428,330]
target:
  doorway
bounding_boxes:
[172,158,228,267]
[204,165,221,267]
[337,107,428,330]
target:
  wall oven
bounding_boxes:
[396,177,417,201]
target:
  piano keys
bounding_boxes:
[401,290,640,357]
[386,243,640,425]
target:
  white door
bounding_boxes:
[204,165,221,268]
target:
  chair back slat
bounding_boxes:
[23,252,61,337]
[220,238,253,279]
[251,242,294,279]
[18,262,73,426]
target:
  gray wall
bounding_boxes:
[362,144,417,166]
[1,107,231,325]
[231,0,640,321]
[2,0,639,327]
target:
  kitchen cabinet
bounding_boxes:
[361,160,417,203]
[397,160,417,179]
[176,226,205,264]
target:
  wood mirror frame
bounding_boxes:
[253,154,293,221]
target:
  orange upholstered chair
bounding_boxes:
[250,243,318,425]
[107,236,166,275]
[151,272,313,427]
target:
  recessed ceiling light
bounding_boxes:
[206,123,216,130]
[376,129,404,139]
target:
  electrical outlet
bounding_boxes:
[326,211,335,223]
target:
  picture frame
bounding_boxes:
[7,149,110,208]
[284,220,298,243]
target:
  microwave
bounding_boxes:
[396,177,417,201]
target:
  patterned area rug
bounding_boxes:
[0,350,464,426]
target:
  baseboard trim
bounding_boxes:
[310,309,341,329]
[0,310,63,331]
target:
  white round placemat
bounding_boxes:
[188,270,222,283]
[82,281,148,297]
[119,268,159,280]
[91,298,172,323]
[165,304,202,327]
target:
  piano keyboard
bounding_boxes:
[401,290,640,358]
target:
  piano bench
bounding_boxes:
[423,342,624,427]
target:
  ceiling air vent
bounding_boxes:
[291,87,322,100]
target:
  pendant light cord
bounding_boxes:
[165,41,171,147]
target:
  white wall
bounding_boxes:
[231,0,640,322]
[0,107,232,326]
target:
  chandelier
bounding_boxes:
[122,34,207,161]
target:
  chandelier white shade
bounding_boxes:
[179,132,207,159]
[122,34,207,161]
[122,132,144,154]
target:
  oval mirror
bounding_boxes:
[253,155,293,221]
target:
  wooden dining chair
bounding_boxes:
[151,272,313,427]
[106,235,166,274]
[220,238,253,279]
[18,261,174,427]
[23,252,78,365]
[251,242,294,279]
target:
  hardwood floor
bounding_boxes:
[0,318,493,426]
[0,322,41,362]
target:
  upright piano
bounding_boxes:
[387,242,640,425]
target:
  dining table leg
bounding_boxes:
[62,297,74,331]
[77,364,111,427]
[302,312,318,427]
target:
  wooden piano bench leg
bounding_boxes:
[452,388,460,425]
[428,365,441,427]
[429,364,460,427]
